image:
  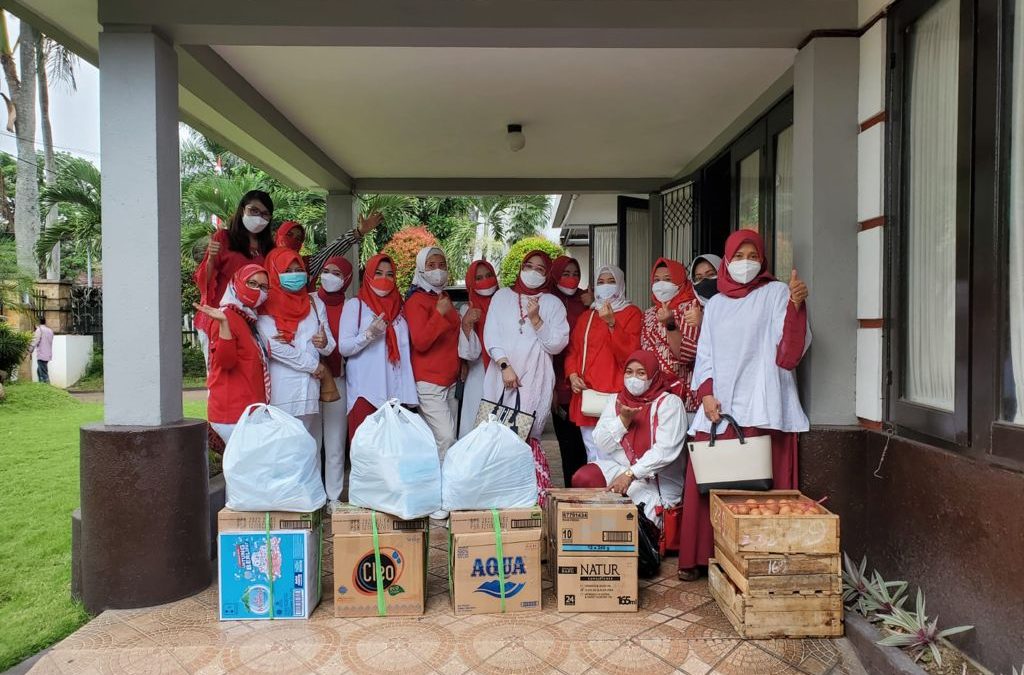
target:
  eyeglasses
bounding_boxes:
[246,281,270,292]
[244,206,271,219]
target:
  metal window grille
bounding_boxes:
[662,182,695,264]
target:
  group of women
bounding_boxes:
[196,190,812,582]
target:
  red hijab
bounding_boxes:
[650,257,696,310]
[616,350,672,463]
[511,250,553,296]
[466,260,497,369]
[260,248,312,343]
[549,255,588,329]
[274,221,304,251]
[317,256,354,377]
[226,263,268,318]
[717,229,775,299]
[357,254,402,363]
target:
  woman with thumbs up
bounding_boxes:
[677,229,811,581]
[563,265,643,462]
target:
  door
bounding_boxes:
[617,197,652,307]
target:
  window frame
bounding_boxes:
[885,0,975,445]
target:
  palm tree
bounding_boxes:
[356,194,417,263]
[34,155,100,285]
[469,195,552,261]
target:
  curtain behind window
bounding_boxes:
[592,226,618,285]
[1008,0,1024,423]
[774,126,795,278]
[904,0,959,410]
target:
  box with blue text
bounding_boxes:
[450,528,542,616]
[217,529,320,620]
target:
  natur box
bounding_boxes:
[554,555,639,612]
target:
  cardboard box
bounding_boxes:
[450,528,543,616]
[449,507,543,535]
[554,556,639,612]
[330,504,428,535]
[218,529,320,620]
[333,532,425,617]
[218,508,323,532]
[554,501,638,557]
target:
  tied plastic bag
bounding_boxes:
[224,404,326,511]
[442,415,538,511]
[349,399,442,519]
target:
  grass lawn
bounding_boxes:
[69,374,208,392]
[0,382,208,670]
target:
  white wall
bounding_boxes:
[565,245,591,288]
[563,194,619,226]
[32,335,95,389]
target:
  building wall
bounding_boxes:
[31,335,94,388]
[564,245,591,288]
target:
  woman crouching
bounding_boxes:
[571,349,685,526]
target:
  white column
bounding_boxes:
[99,29,183,425]
[326,191,360,296]
[792,37,860,425]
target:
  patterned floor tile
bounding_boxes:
[52,613,156,651]
[754,637,841,674]
[710,642,805,674]
[572,638,679,674]
[31,647,189,674]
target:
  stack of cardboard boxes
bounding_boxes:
[216,508,323,621]
[448,507,544,616]
[331,505,428,617]
[545,488,640,612]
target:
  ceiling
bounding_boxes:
[213,45,795,180]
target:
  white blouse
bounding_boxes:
[337,298,418,413]
[592,392,687,481]
[256,302,335,418]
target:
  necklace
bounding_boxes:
[517,293,527,333]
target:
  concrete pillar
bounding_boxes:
[792,37,860,425]
[327,191,360,295]
[79,28,210,613]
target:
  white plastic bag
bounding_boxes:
[442,415,538,511]
[224,404,326,512]
[349,399,442,519]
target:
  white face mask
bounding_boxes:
[423,268,449,288]
[320,273,344,293]
[727,259,762,284]
[255,290,268,308]
[242,214,269,233]
[371,285,391,298]
[624,376,650,396]
[476,285,497,297]
[651,281,679,303]
[520,269,546,289]
[594,283,618,303]
[557,284,577,296]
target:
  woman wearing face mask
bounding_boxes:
[482,251,570,441]
[677,229,810,581]
[257,248,336,435]
[404,247,462,460]
[457,260,498,440]
[571,350,685,525]
[564,265,643,462]
[689,253,722,306]
[194,264,272,444]
[640,258,703,412]
[547,256,591,485]
[338,254,417,444]
[309,256,354,511]
[274,220,315,290]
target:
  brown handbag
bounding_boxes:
[318,361,341,402]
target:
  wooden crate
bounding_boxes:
[708,559,844,639]
[714,543,841,597]
[713,532,840,578]
[710,490,840,555]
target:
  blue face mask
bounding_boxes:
[278,271,308,292]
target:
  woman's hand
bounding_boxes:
[598,301,615,328]
[789,269,809,308]
[526,296,541,323]
[313,362,330,380]
[569,373,586,394]
[607,470,634,496]
[702,395,722,423]
[656,302,674,326]
[206,239,221,266]
[436,295,453,316]
[311,324,328,349]
[683,303,703,328]
[460,361,469,383]
[618,405,642,428]
[357,211,384,236]
[501,363,521,389]
[580,289,594,306]
[364,314,386,341]
[193,302,226,324]
[462,306,482,332]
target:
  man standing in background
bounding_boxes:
[30,317,54,384]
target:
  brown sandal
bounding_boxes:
[677,567,701,582]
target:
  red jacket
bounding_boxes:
[564,305,643,426]
[194,229,265,336]
[206,309,268,424]
[404,289,462,387]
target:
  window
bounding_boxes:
[773,126,795,278]
[737,150,762,231]
[1005,0,1024,425]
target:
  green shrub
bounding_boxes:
[0,322,32,382]
[182,344,207,378]
[499,237,563,288]
[381,226,439,295]
[83,345,103,379]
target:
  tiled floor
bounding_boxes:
[29,441,866,675]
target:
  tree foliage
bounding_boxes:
[380,226,438,295]
[499,236,563,288]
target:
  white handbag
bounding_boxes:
[687,414,773,495]
[579,312,614,417]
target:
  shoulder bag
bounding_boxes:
[474,388,535,442]
[580,311,615,417]
[687,413,773,495]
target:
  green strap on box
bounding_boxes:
[371,511,387,616]
[491,508,507,613]
[264,512,276,620]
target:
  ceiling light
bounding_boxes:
[507,124,526,152]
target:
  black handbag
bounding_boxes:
[635,503,662,579]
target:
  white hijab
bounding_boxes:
[410,246,446,294]
[592,264,632,312]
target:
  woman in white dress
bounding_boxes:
[573,349,685,526]
[337,253,418,443]
[482,250,570,439]
[257,247,335,434]
[457,259,498,439]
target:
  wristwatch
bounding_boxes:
[665,321,678,332]
[499,361,510,371]
[624,469,635,480]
